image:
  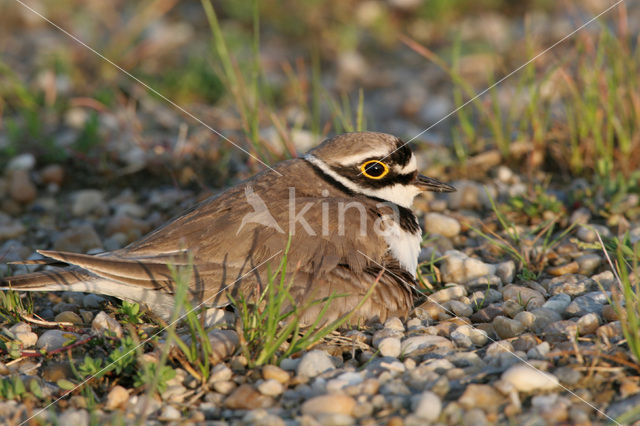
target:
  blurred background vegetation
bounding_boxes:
[0,0,638,197]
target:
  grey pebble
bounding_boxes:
[37,329,78,351]
[564,291,608,317]
[542,293,571,313]
[297,350,334,377]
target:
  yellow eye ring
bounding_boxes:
[360,160,389,179]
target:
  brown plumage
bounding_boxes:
[1,132,455,325]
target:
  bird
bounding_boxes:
[1,132,455,326]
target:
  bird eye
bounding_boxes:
[360,160,389,179]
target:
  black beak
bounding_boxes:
[415,174,456,193]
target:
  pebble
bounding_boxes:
[8,170,37,204]
[458,384,505,409]
[37,329,78,351]
[378,337,402,358]
[576,313,600,335]
[40,164,65,185]
[502,285,545,308]
[576,253,601,275]
[224,384,274,409]
[208,330,240,364]
[9,322,38,348]
[425,212,461,237]
[55,311,83,324]
[513,311,535,329]
[541,293,571,313]
[548,274,596,296]
[448,300,473,317]
[7,153,36,171]
[527,342,551,360]
[531,308,563,334]
[71,189,107,216]
[92,311,123,338]
[384,317,405,332]
[440,250,496,284]
[105,385,129,410]
[496,260,516,284]
[53,224,103,252]
[502,299,524,318]
[412,391,442,421]
[430,284,466,304]
[544,320,578,341]
[242,409,286,426]
[57,409,89,426]
[471,304,504,322]
[262,365,289,384]
[576,224,611,242]
[564,291,608,317]
[301,394,356,416]
[401,335,454,357]
[493,316,525,339]
[547,261,579,276]
[257,379,284,396]
[82,294,106,309]
[297,350,334,377]
[501,364,559,392]
[160,405,181,420]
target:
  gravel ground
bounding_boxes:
[1,151,639,425]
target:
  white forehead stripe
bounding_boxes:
[393,154,417,175]
[305,154,420,208]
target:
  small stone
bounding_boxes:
[565,291,608,317]
[471,304,504,323]
[449,300,473,317]
[485,340,514,358]
[602,304,619,322]
[209,364,233,383]
[105,385,129,410]
[57,409,89,426]
[262,365,289,384]
[425,213,461,238]
[440,250,496,284]
[458,384,505,409]
[7,153,36,171]
[53,224,103,252]
[502,299,524,318]
[40,164,65,185]
[576,254,601,275]
[513,311,535,329]
[417,300,446,319]
[496,260,516,284]
[82,294,106,309]
[430,285,466,304]
[463,408,488,426]
[71,189,107,216]
[378,337,402,358]
[544,320,578,341]
[37,329,78,351]
[527,342,551,360]
[502,364,559,392]
[542,293,571,313]
[554,366,582,386]
[213,381,236,395]
[548,274,597,296]
[577,313,600,335]
[547,261,579,276]
[576,224,611,243]
[412,391,441,421]
[447,181,481,210]
[242,409,286,426]
[384,317,405,332]
[55,311,83,324]
[493,316,525,339]
[10,322,38,348]
[297,350,334,377]
[570,207,591,225]
[531,308,563,334]
[92,311,123,338]
[301,394,356,416]
[208,330,239,364]
[502,285,545,308]
[257,379,284,396]
[224,384,273,409]
[160,405,181,420]
[401,335,454,357]
[8,170,37,204]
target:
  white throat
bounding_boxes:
[304,154,420,208]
